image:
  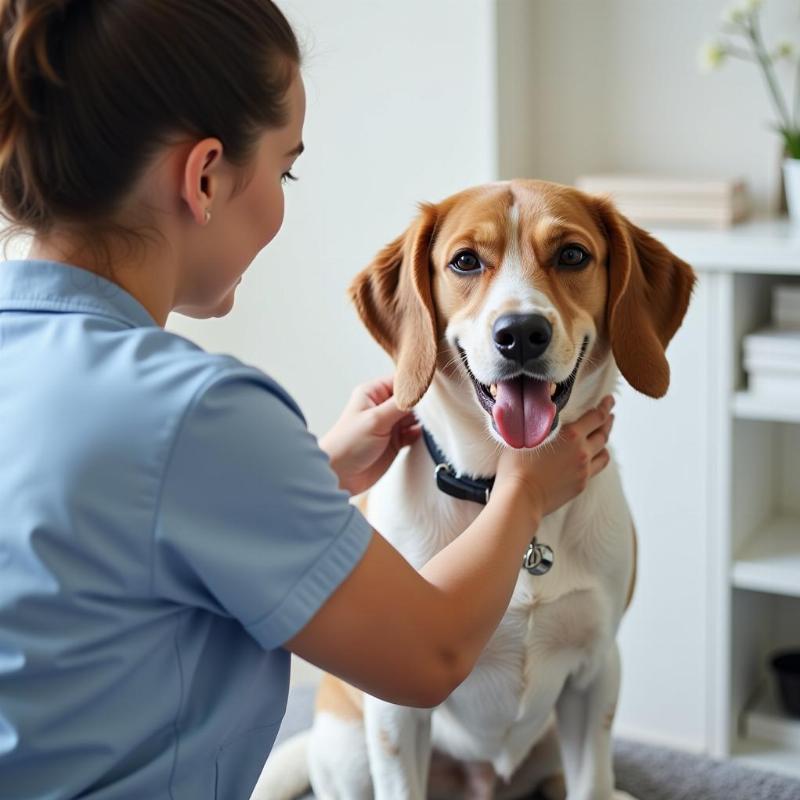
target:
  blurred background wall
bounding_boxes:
[497,0,792,208]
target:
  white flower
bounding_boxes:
[724,0,763,24]
[723,5,746,25]
[699,41,728,71]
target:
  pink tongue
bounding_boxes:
[492,377,556,449]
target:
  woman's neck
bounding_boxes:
[28,232,178,327]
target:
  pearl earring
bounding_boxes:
[204,209,212,225]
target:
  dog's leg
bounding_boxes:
[464,762,496,800]
[555,642,637,800]
[308,712,373,800]
[364,695,433,800]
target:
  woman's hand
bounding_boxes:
[495,395,615,520]
[320,377,421,495]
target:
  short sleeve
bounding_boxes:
[152,370,373,650]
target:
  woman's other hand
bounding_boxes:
[320,376,421,495]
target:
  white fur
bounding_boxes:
[251,730,311,800]
[267,202,640,800]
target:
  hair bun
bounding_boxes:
[2,0,72,112]
[0,0,74,173]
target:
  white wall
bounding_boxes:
[498,0,799,214]
[168,0,497,436]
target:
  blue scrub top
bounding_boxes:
[0,260,373,799]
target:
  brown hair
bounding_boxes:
[0,0,300,240]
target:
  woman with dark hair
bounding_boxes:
[0,1,613,797]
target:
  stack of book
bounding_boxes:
[575,174,750,228]
[743,284,800,396]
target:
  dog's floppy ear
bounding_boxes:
[594,197,696,398]
[349,203,440,410]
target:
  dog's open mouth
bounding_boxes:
[459,337,589,449]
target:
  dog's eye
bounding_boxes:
[558,245,590,269]
[450,250,483,274]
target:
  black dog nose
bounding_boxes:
[492,313,553,364]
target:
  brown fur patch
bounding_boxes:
[592,196,696,397]
[379,727,401,757]
[431,186,513,328]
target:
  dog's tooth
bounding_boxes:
[489,383,498,398]
[549,382,557,397]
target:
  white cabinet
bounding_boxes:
[618,219,800,777]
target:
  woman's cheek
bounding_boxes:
[265,188,285,243]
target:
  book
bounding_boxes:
[743,328,800,361]
[575,174,750,228]
[744,328,800,396]
[748,372,800,396]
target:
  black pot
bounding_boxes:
[771,650,800,718]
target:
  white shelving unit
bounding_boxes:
[743,681,800,750]
[732,391,800,425]
[732,517,800,598]
[655,218,800,779]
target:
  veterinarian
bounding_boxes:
[0,1,614,797]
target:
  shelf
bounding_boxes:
[651,217,800,275]
[742,682,800,750]
[732,517,800,597]
[732,737,800,780]
[734,669,800,782]
[732,391,800,424]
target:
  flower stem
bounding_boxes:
[749,13,793,131]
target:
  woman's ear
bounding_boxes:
[593,196,696,398]
[181,138,224,226]
[349,203,440,410]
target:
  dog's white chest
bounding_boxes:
[367,445,632,770]
[434,550,615,765]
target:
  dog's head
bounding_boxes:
[350,180,695,450]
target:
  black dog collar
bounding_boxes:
[421,427,555,576]
[422,428,494,505]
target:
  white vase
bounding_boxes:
[783,158,800,223]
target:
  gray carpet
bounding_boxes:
[275,687,800,800]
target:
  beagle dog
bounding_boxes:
[257,179,695,800]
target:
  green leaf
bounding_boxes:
[781,128,800,159]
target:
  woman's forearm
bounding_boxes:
[418,480,542,686]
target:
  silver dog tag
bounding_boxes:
[522,538,554,576]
